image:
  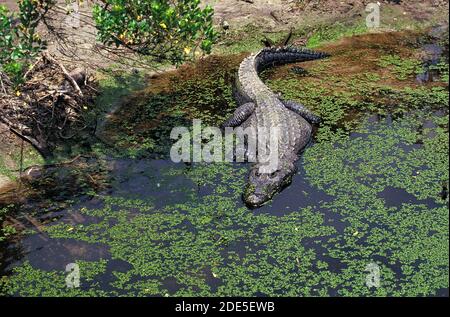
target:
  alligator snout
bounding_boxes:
[244,193,269,209]
[243,170,280,208]
[243,165,296,208]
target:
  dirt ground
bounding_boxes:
[206,0,448,29]
[1,0,448,69]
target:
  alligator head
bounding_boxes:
[243,165,296,208]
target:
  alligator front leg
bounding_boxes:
[222,102,256,128]
[281,99,322,124]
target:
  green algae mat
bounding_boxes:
[0,30,448,297]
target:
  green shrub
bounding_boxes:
[0,0,54,85]
[93,0,218,65]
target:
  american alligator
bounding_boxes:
[223,46,329,208]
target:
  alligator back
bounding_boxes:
[236,47,330,102]
[233,46,329,208]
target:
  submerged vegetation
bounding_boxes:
[0,1,449,298]
[98,54,242,158]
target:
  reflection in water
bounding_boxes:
[416,43,447,83]
[19,237,110,272]
[378,186,442,208]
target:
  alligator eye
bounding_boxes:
[269,172,277,178]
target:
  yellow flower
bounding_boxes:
[184,47,191,55]
[16,91,21,97]
[159,22,167,29]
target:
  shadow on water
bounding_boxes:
[416,25,449,84]
[416,43,445,83]
[378,186,443,209]
[254,164,336,216]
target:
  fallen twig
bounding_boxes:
[23,215,49,240]
[0,76,6,94]
[10,155,85,174]
[270,11,282,23]
[43,52,84,97]
[23,56,44,80]
[9,127,52,159]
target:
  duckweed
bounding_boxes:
[1,30,448,297]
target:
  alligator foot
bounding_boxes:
[290,66,308,76]
[221,102,256,128]
[280,99,322,124]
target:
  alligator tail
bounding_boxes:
[255,46,330,71]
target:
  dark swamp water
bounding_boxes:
[0,30,448,297]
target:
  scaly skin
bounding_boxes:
[224,47,329,208]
